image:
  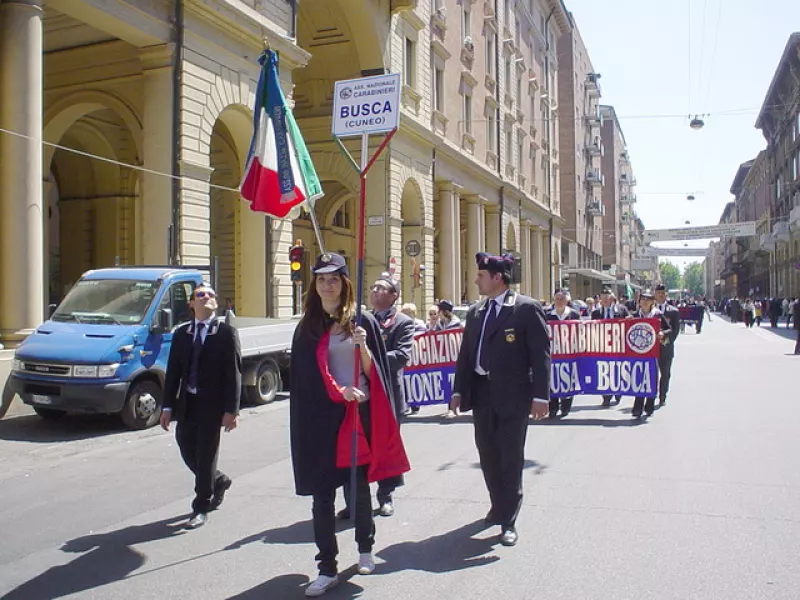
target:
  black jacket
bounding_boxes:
[591,305,630,320]
[289,312,397,496]
[453,290,551,416]
[163,318,242,421]
[374,308,415,418]
[545,307,582,322]
[657,303,681,344]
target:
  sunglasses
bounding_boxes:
[194,291,216,299]
[370,284,393,292]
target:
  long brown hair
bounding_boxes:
[300,273,357,338]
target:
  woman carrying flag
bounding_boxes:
[289,252,410,597]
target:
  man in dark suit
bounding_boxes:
[654,284,680,406]
[161,283,242,529]
[339,272,414,520]
[591,289,630,406]
[451,252,551,547]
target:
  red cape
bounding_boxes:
[316,332,410,483]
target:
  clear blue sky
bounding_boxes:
[564,0,800,271]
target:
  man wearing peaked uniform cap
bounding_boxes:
[653,284,680,406]
[450,252,551,547]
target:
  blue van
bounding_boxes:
[10,267,296,429]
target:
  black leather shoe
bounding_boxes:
[500,527,518,546]
[659,398,666,407]
[337,508,351,520]
[210,478,232,511]
[185,513,207,529]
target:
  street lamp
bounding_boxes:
[687,194,696,201]
[689,116,705,130]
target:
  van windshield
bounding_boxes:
[53,279,161,325]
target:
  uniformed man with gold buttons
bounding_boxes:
[450,253,551,547]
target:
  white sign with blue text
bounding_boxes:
[332,73,401,138]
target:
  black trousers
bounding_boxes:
[632,397,655,417]
[472,376,528,529]
[658,346,675,402]
[794,328,800,354]
[549,396,573,415]
[313,466,374,576]
[175,397,228,514]
[602,394,622,404]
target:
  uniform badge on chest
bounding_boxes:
[505,328,516,343]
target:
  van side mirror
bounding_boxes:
[157,308,174,332]
[48,304,57,318]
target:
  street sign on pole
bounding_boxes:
[643,222,756,243]
[332,73,401,138]
[388,256,397,275]
[405,240,421,257]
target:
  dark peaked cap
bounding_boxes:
[312,252,349,277]
[476,252,514,276]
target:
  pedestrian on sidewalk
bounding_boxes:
[450,252,551,548]
[289,252,410,597]
[793,299,800,355]
[161,283,241,530]
[338,273,412,519]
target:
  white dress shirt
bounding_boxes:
[474,291,507,375]
[186,318,214,395]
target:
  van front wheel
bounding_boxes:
[121,380,162,430]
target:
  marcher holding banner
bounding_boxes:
[545,289,581,419]
[450,253,551,547]
[591,289,630,406]
[654,284,680,406]
[289,253,410,597]
[630,290,672,419]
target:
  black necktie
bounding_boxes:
[188,322,205,391]
[479,301,497,371]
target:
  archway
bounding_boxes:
[294,0,386,122]
[505,222,517,253]
[45,107,139,303]
[400,179,423,305]
[209,105,265,316]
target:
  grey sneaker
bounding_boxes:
[378,501,394,517]
[358,553,376,575]
[305,574,338,597]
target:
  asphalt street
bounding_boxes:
[0,316,799,599]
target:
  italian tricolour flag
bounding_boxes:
[240,50,322,218]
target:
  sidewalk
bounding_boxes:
[714,313,799,343]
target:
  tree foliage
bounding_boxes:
[659,261,682,291]
[683,262,705,295]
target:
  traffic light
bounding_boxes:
[289,241,304,283]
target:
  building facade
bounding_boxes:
[598,104,647,294]
[0,0,574,347]
[556,15,612,296]
[717,201,738,299]
[755,32,800,299]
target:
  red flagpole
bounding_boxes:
[349,127,397,518]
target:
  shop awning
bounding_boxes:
[562,268,618,283]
